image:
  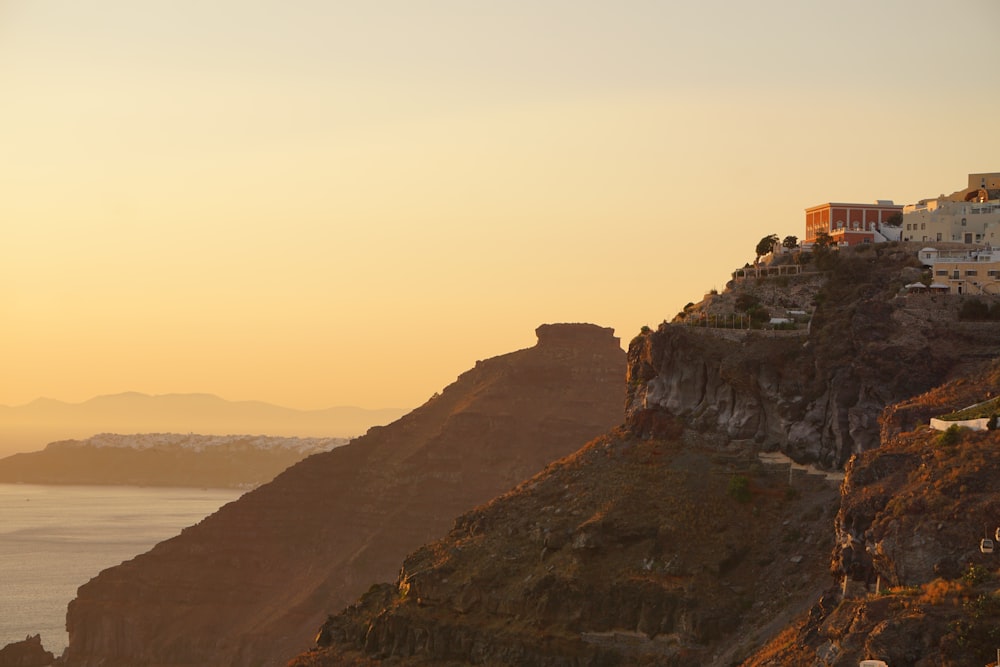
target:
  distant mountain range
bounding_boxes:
[0,392,407,457]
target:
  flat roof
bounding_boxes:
[805,202,903,211]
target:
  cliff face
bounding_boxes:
[745,362,1000,667]
[62,324,625,667]
[0,635,54,667]
[627,250,1000,468]
[834,359,1000,592]
[288,246,1000,667]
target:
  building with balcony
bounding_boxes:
[804,201,902,246]
[901,172,1000,244]
[919,247,1000,295]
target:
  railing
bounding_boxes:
[731,264,806,280]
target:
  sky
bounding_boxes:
[2,0,999,412]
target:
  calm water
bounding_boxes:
[0,483,242,656]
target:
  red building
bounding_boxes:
[804,201,902,246]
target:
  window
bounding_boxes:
[966,270,978,276]
[988,270,999,277]
[936,270,948,276]
[936,233,942,241]
[921,223,926,230]
[962,218,968,225]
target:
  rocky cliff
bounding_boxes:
[0,635,54,667]
[628,247,999,468]
[60,324,625,667]
[744,361,1000,667]
[289,244,1000,667]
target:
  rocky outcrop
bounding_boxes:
[835,362,1000,590]
[0,635,54,667]
[62,324,625,667]
[746,375,1000,667]
[295,360,1000,667]
[627,251,1000,468]
[833,436,959,590]
[288,246,1000,667]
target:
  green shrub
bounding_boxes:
[938,424,963,447]
[728,475,751,503]
[735,292,759,312]
[959,299,991,321]
[964,564,990,586]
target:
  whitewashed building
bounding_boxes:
[902,172,1000,245]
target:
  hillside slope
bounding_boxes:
[61,323,625,667]
[291,244,1000,666]
[298,427,841,667]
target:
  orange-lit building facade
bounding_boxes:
[804,201,903,246]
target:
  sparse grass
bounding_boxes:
[919,578,965,604]
[939,396,1000,421]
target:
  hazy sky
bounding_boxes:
[2,1,998,411]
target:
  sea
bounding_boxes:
[0,483,243,657]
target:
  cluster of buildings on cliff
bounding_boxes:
[803,172,1000,248]
[802,171,1000,296]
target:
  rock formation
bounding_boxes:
[745,362,1000,666]
[0,635,54,667]
[288,244,1000,667]
[61,323,625,667]
[629,249,1000,468]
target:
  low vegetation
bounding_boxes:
[958,298,1000,321]
[939,396,1000,422]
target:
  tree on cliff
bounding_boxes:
[811,231,838,270]
[755,234,779,263]
[782,235,798,250]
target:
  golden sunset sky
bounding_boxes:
[2,1,998,411]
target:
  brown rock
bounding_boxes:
[0,635,54,667]
[62,324,625,667]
